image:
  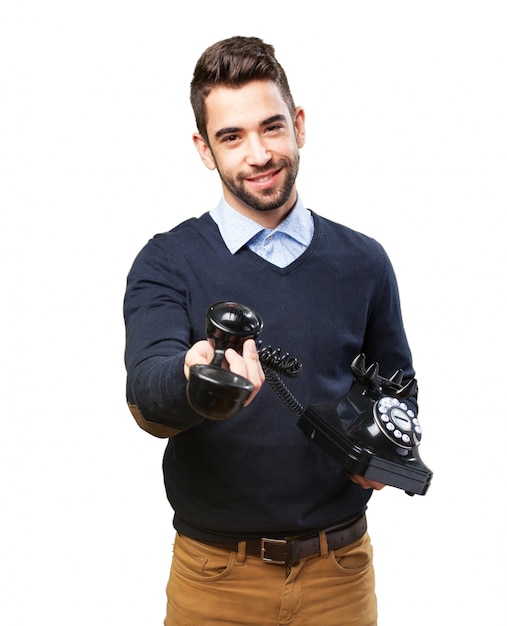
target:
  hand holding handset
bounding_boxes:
[187,301,433,495]
[186,302,263,419]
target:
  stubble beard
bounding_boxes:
[217,155,299,213]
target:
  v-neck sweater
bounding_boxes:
[124,210,414,541]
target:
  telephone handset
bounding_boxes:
[187,301,433,495]
[186,301,263,420]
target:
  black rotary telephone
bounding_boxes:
[187,301,433,496]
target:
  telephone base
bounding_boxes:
[298,398,433,496]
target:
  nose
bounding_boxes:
[244,134,272,167]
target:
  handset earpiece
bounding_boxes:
[186,301,263,419]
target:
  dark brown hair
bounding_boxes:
[190,36,296,144]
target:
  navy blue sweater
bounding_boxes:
[124,211,415,541]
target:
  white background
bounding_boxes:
[1,1,506,624]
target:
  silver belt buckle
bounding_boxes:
[260,537,288,564]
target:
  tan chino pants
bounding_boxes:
[164,531,377,625]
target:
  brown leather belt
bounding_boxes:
[199,514,367,566]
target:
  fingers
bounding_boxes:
[225,339,265,405]
[184,340,215,380]
[185,339,265,408]
[349,474,386,491]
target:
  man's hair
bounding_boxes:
[190,36,296,144]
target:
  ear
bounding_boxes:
[193,132,216,170]
[294,107,306,149]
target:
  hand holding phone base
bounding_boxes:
[298,355,432,495]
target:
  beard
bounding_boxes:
[216,155,300,212]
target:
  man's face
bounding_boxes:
[193,80,305,224]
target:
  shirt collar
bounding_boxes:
[209,195,314,254]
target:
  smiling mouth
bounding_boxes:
[246,169,281,189]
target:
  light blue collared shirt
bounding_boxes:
[209,196,314,268]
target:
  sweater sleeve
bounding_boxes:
[123,236,205,435]
[361,245,416,388]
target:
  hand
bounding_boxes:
[223,339,265,407]
[184,338,265,408]
[349,474,386,490]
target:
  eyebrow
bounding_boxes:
[214,114,288,140]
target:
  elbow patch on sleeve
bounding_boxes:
[127,402,182,439]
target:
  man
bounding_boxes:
[124,36,415,625]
